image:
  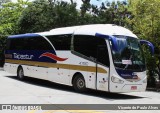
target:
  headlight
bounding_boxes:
[111,76,124,84]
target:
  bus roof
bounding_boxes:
[38,24,137,38]
[9,24,137,38]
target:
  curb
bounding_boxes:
[147,88,160,92]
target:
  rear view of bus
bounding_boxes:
[4,24,154,93]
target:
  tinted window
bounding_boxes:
[8,36,52,50]
[97,45,110,66]
[9,38,25,50]
[74,35,109,66]
[6,39,10,50]
[25,36,52,50]
[47,35,71,50]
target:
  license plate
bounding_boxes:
[131,86,137,90]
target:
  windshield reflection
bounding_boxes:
[111,35,145,71]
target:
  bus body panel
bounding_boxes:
[47,51,71,85]
[4,63,18,74]
[96,64,109,91]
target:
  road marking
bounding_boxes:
[40,110,56,113]
[66,110,104,113]
[27,110,105,113]
[27,110,37,113]
[35,110,105,113]
[42,110,58,113]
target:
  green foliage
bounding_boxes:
[18,0,79,33]
[0,0,29,66]
[0,0,11,5]
[125,0,160,85]
[126,0,160,40]
[17,0,131,33]
[0,0,29,35]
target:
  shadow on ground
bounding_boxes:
[6,76,145,100]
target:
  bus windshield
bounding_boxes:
[111,35,146,72]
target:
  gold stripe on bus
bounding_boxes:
[5,59,107,73]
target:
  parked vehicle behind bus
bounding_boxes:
[4,24,154,93]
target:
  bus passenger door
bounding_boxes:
[96,45,110,91]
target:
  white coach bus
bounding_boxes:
[4,24,154,92]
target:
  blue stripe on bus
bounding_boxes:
[8,33,40,39]
[95,33,118,51]
[5,50,57,63]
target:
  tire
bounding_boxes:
[17,66,25,80]
[73,74,86,92]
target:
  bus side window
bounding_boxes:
[6,39,11,50]
[9,38,25,50]
[25,36,53,50]
[97,45,110,67]
[73,35,97,59]
[47,34,71,50]
[73,35,109,66]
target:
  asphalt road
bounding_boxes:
[0,69,160,113]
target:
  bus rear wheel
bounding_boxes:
[17,66,25,80]
[73,75,86,92]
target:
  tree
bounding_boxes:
[0,0,29,35]
[18,0,79,33]
[126,0,160,41]
[0,0,28,66]
[126,0,160,86]
[0,0,11,6]
[80,0,90,17]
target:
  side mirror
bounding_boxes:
[140,40,154,55]
[96,33,118,51]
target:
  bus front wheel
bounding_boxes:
[73,75,86,92]
[17,66,25,80]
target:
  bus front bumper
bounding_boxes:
[109,83,147,93]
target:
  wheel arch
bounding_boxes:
[17,65,25,80]
[71,72,85,85]
[72,72,87,92]
[17,65,23,73]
